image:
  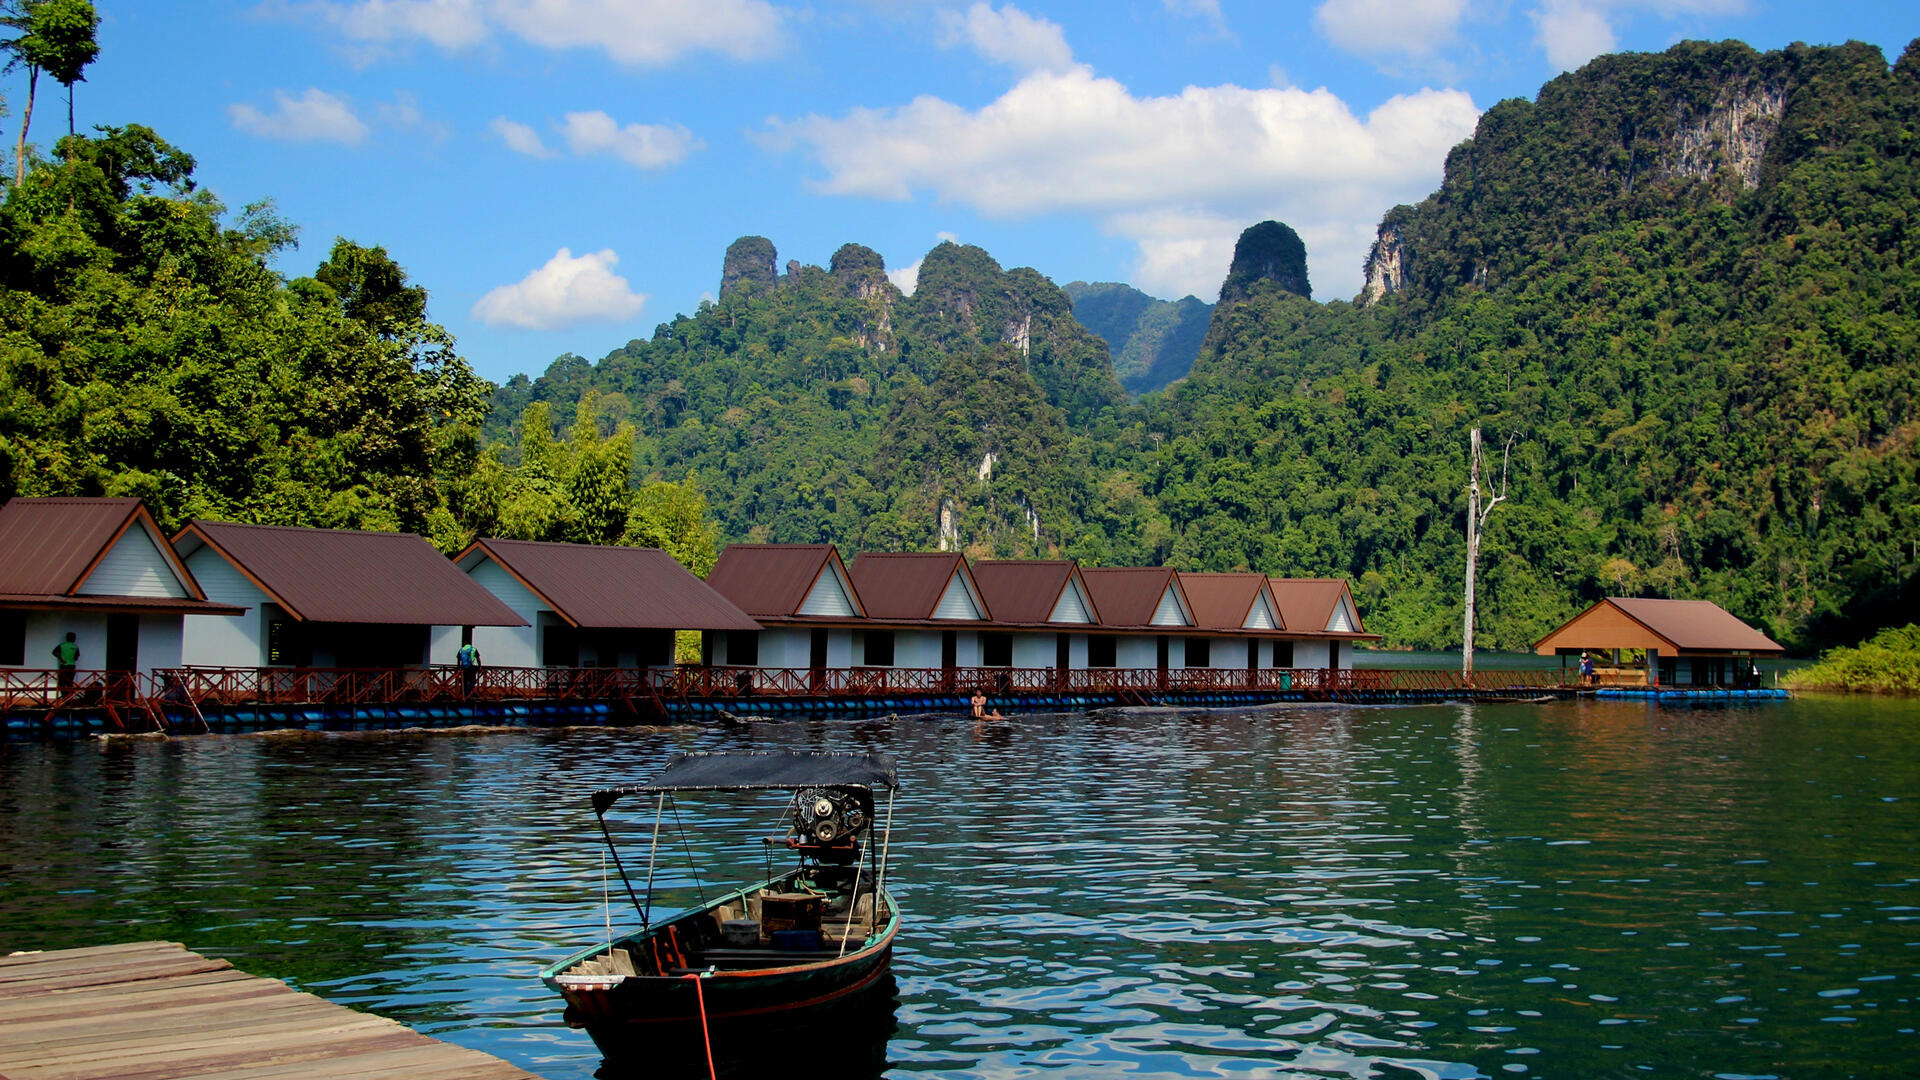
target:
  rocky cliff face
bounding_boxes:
[720,236,778,297]
[1354,40,1834,306]
[1666,79,1786,188]
[1218,221,1312,305]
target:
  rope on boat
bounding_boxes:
[684,972,716,1080]
[670,795,709,908]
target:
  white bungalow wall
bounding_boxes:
[742,628,857,670]
[1151,585,1191,627]
[12,612,182,676]
[181,548,270,667]
[1005,632,1087,669]
[1048,579,1094,623]
[463,559,544,668]
[1327,594,1358,633]
[77,520,189,599]
[798,564,859,617]
[932,573,985,620]
[1244,591,1279,631]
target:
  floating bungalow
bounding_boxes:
[970,559,1101,671]
[5,497,1519,734]
[846,551,993,669]
[1179,571,1290,673]
[453,538,759,668]
[1267,578,1371,668]
[0,498,242,682]
[174,521,525,668]
[1079,566,1198,671]
[703,543,865,671]
[1533,597,1785,686]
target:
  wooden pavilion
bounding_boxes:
[1533,597,1785,687]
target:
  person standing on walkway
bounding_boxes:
[52,632,79,691]
[456,639,482,696]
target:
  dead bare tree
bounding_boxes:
[1463,427,1517,684]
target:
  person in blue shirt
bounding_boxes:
[456,640,481,696]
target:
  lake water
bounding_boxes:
[2,694,1915,1078]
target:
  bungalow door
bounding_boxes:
[941,631,958,692]
[106,613,138,672]
[1055,633,1070,691]
[1247,639,1259,689]
[1156,635,1169,691]
[809,629,829,692]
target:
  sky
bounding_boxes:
[42,1,1918,382]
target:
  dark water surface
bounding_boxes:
[3,696,1917,1078]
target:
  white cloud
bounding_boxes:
[887,258,922,295]
[473,248,648,330]
[283,0,783,65]
[936,3,1074,74]
[560,111,700,170]
[491,116,555,157]
[767,69,1479,299]
[1531,0,1747,72]
[228,88,370,143]
[1315,0,1468,58]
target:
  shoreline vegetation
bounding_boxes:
[1783,625,1920,694]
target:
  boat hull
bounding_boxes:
[546,884,900,1061]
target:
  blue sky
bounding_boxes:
[47,1,1918,383]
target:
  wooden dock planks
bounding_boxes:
[0,941,541,1080]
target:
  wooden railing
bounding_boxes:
[2,664,1576,730]
[139,663,1571,708]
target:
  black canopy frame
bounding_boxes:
[588,752,901,930]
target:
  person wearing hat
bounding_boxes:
[1578,651,1595,685]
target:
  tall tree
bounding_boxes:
[1462,428,1514,683]
[4,0,98,181]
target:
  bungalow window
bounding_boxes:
[1185,637,1211,667]
[267,618,312,667]
[725,630,760,666]
[1087,636,1116,668]
[864,631,895,667]
[0,611,23,665]
[981,632,1012,667]
[1273,641,1293,668]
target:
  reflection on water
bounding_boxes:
[2,696,1917,1079]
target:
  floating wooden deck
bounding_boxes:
[0,941,540,1080]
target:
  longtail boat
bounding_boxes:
[542,751,901,1062]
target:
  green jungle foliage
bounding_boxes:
[1063,281,1212,396]
[1785,623,1920,693]
[0,124,715,566]
[486,38,1920,652]
[6,38,1914,653]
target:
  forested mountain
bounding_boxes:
[486,37,1919,652]
[5,36,1914,654]
[1061,281,1210,396]
[1151,38,1920,649]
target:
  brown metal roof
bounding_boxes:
[1535,597,1785,654]
[1179,572,1280,632]
[175,521,525,626]
[1079,567,1187,627]
[0,498,185,596]
[971,560,1097,625]
[706,544,865,619]
[0,593,246,615]
[460,539,759,631]
[1267,578,1369,637]
[848,552,988,622]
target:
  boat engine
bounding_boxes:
[793,786,869,845]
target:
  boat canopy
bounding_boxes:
[593,751,900,813]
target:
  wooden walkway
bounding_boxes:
[0,941,541,1080]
